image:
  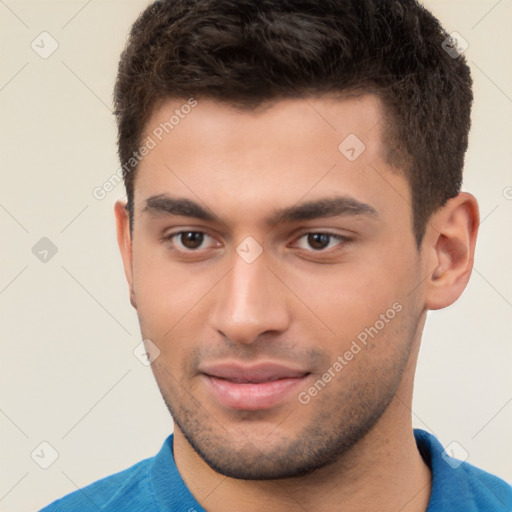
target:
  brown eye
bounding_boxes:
[293,232,349,253]
[163,230,221,257]
[307,233,331,250]
[179,231,204,249]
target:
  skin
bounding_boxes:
[115,94,479,512]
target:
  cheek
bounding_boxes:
[131,243,226,345]
[283,251,419,354]
[132,245,188,333]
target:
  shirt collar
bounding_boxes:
[150,434,206,512]
[150,429,503,511]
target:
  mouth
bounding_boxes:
[199,362,311,411]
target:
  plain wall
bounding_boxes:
[0,1,511,510]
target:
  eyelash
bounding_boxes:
[163,231,219,251]
[293,232,350,252]
[162,230,351,254]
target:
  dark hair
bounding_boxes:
[114,0,473,246]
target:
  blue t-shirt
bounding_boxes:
[40,429,512,511]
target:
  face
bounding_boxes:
[118,94,428,479]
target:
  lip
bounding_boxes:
[200,362,310,410]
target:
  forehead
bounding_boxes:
[134,94,409,227]
[142,93,387,161]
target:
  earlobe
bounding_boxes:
[129,289,137,309]
[114,200,137,309]
[423,193,479,310]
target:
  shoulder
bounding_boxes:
[452,461,512,511]
[39,455,158,512]
[414,429,512,512]
[39,434,205,512]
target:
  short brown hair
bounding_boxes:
[114,0,473,246]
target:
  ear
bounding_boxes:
[114,200,137,309]
[422,192,479,310]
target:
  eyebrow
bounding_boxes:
[269,196,378,224]
[143,195,219,222]
[142,194,378,225]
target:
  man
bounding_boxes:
[41,0,511,511]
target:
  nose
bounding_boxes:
[209,248,291,344]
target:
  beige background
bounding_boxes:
[1,1,511,510]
